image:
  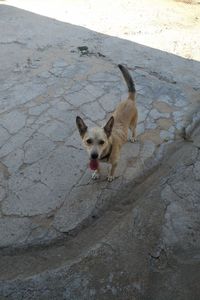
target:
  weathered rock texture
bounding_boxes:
[0,0,200,298]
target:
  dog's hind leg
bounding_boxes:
[129,117,137,143]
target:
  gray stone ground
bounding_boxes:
[0,2,200,299]
[0,117,200,300]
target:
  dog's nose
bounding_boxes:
[91,152,98,160]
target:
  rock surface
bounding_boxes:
[0,0,200,298]
[0,123,199,300]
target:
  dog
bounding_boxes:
[76,64,138,182]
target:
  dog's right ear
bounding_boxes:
[76,116,88,137]
[104,116,114,138]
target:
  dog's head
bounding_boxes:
[76,116,114,160]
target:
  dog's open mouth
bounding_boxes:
[89,159,99,170]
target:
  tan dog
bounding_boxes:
[76,64,138,181]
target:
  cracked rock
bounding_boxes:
[2,148,24,173]
[38,120,71,142]
[0,110,27,134]
[53,184,102,232]
[81,101,106,121]
[193,161,200,181]
[2,182,65,217]
[0,217,31,247]
[0,125,10,148]
[24,133,56,164]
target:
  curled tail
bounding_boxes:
[118,64,135,99]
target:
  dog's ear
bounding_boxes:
[76,116,88,137]
[104,116,114,138]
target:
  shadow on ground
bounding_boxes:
[0,4,200,299]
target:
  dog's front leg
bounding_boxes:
[107,161,118,182]
[92,166,100,180]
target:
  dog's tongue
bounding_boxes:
[89,159,99,170]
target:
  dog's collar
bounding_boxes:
[100,144,112,162]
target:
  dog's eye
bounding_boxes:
[86,139,92,144]
[99,140,105,145]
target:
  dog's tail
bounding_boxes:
[118,64,135,100]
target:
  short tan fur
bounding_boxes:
[76,64,138,181]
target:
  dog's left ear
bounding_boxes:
[104,116,114,138]
[76,116,88,137]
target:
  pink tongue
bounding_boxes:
[89,159,99,170]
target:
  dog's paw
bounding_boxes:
[92,171,100,180]
[129,137,137,143]
[107,175,114,182]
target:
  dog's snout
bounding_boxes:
[91,152,98,160]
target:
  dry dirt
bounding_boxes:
[2,0,200,60]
